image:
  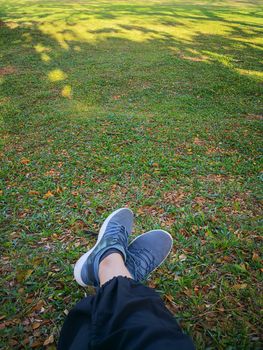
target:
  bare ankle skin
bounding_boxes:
[98,253,132,286]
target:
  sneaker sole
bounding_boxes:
[74,208,133,287]
[128,230,173,280]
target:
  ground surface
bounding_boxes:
[0,0,262,349]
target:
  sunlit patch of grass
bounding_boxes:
[48,69,67,82]
[235,68,263,79]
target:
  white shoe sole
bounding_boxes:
[74,208,133,287]
[128,230,173,279]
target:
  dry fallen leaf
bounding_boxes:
[252,252,260,261]
[32,300,45,311]
[164,294,174,302]
[179,254,187,261]
[43,191,54,199]
[20,158,30,165]
[194,286,199,294]
[32,322,41,330]
[43,334,54,346]
[29,190,40,195]
[56,186,63,194]
[194,137,206,146]
[31,340,43,348]
[232,283,247,290]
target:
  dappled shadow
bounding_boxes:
[0,0,262,135]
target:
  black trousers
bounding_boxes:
[58,277,195,350]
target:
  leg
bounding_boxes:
[98,253,132,286]
[59,208,195,350]
[59,255,194,350]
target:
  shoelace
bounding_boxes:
[127,247,156,281]
[103,221,128,247]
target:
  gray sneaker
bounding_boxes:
[126,230,173,282]
[74,208,133,287]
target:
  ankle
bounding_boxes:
[99,253,124,269]
[98,253,132,286]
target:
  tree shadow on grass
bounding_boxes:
[0,7,262,134]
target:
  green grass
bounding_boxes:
[0,0,262,348]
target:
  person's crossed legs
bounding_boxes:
[58,208,195,350]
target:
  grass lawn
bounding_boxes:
[0,0,262,348]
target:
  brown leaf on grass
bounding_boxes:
[32,300,45,312]
[0,66,17,76]
[137,205,164,217]
[31,340,43,348]
[29,190,40,195]
[183,288,192,297]
[206,147,223,155]
[56,186,63,194]
[32,322,41,330]
[163,190,186,206]
[160,214,175,227]
[179,228,190,237]
[45,169,60,177]
[217,307,225,312]
[232,283,247,290]
[43,334,54,346]
[194,286,199,294]
[43,191,54,199]
[20,158,30,165]
[179,254,187,261]
[252,252,260,261]
[222,256,232,263]
[164,294,174,302]
[70,219,87,232]
[194,196,206,205]
[193,137,206,146]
